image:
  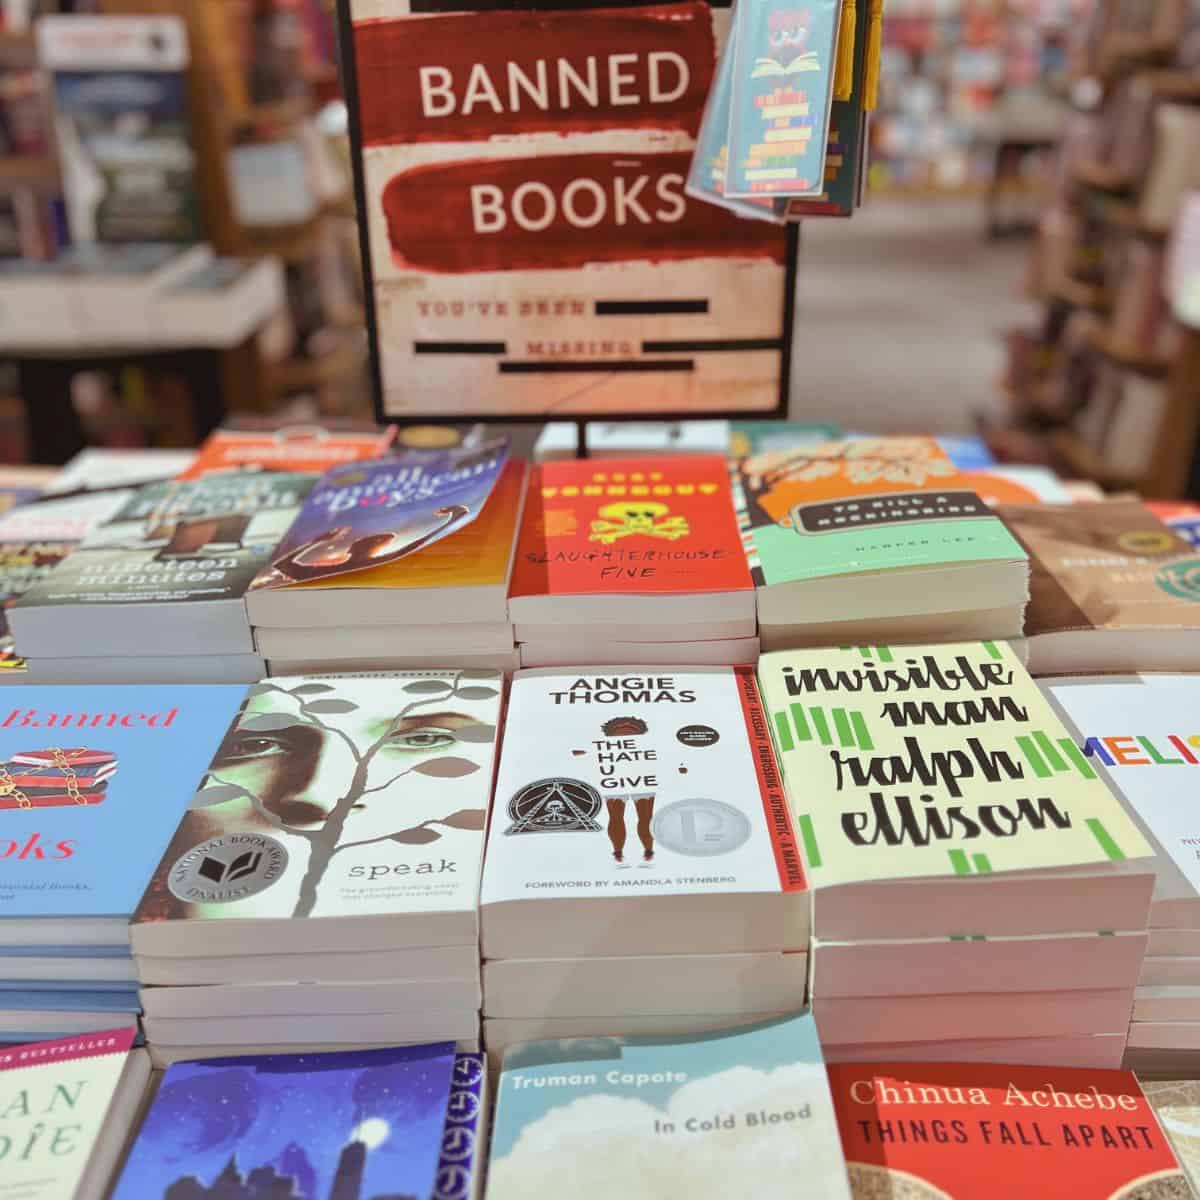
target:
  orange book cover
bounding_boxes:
[179,426,395,480]
[278,457,528,593]
[509,456,752,599]
[829,1062,1187,1199]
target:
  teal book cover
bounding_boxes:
[0,684,248,922]
[488,1014,852,1200]
[725,0,842,199]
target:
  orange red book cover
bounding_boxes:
[509,455,752,598]
[179,426,395,480]
[828,1062,1188,1199]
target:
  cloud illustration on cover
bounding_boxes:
[141,1068,260,1158]
[489,1064,826,1199]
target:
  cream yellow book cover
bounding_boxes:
[757,641,1152,887]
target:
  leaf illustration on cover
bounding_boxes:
[247,683,278,696]
[239,713,302,732]
[404,680,452,695]
[457,686,499,700]
[437,808,486,830]
[391,826,441,844]
[301,699,358,715]
[454,724,497,744]
[290,683,335,696]
[414,757,479,778]
[191,784,246,808]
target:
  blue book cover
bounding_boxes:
[725,0,842,200]
[0,979,138,994]
[0,945,132,958]
[0,684,248,924]
[112,1042,457,1200]
[0,987,141,1011]
[488,1014,852,1200]
[434,1054,486,1200]
[253,439,510,590]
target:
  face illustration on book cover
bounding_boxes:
[137,673,501,924]
[111,1043,456,1200]
[485,670,804,905]
[829,1063,1189,1200]
[251,440,509,589]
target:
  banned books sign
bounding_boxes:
[340,0,794,420]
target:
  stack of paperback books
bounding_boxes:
[509,457,758,668]
[110,1042,488,1200]
[1043,673,1200,1077]
[9,471,316,684]
[758,642,1156,1068]
[999,499,1200,674]
[246,442,526,674]
[129,672,502,1063]
[0,684,247,1044]
[733,437,1030,650]
[478,666,809,1064]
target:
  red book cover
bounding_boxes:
[509,456,752,599]
[829,1062,1188,1199]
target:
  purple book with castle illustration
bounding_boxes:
[110,1042,457,1200]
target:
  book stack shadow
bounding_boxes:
[478,666,809,1066]
[127,672,502,1065]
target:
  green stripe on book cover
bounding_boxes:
[1059,738,1097,779]
[1016,735,1051,778]
[1086,818,1126,861]
[773,710,794,753]
[798,814,822,867]
[850,711,874,751]
[972,853,993,873]
[1033,730,1067,772]
[832,708,854,748]
[982,641,1002,660]
[948,848,971,875]
[790,703,811,743]
[810,706,832,746]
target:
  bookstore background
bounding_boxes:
[0,1,1200,1198]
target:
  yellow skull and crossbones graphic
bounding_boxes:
[589,501,691,545]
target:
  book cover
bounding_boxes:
[1144,1080,1200,1195]
[0,1028,140,1200]
[179,425,397,481]
[737,437,1026,588]
[509,456,752,600]
[1042,675,1200,907]
[480,667,805,904]
[13,472,315,610]
[251,440,508,590]
[133,671,502,926]
[0,491,131,672]
[997,500,1200,637]
[829,1062,1188,1199]
[488,1014,851,1200]
[434,1054,486,1200]
[1147,501,1200,550]
[756,641,1153,888]
[38,15,201,244]
[0,684,248,922]
[725,0,842,199]
[110,1042,457,1200]
[261,457,528,597]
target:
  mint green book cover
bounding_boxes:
[488,1014,852,1200]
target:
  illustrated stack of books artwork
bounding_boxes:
[8,470,317,685]
[1043,673,1200,1077]
[478,665,809,1064]
[508,457,758,668]
[757,641,1156,1068]
[828,1061,1190,1199]
[130,672,503,1064]
[1,1029,153,1200]
[734,436,1031,651]
[488,1014,852,1200]
[246,440,526,675]
[997,499,1200,674]
[0,683,247,1045]
[110,1042,489,1200]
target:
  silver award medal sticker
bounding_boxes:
[652,798,752,857]
[168,833,288,904]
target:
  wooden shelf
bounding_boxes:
[1086,326,1171,377]
[0,156,60,193]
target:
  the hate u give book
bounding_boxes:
[757,641,1152,887]
[829,1062,1188,1199]
[509,455,751,603]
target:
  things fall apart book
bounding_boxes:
[130,671,504,959]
